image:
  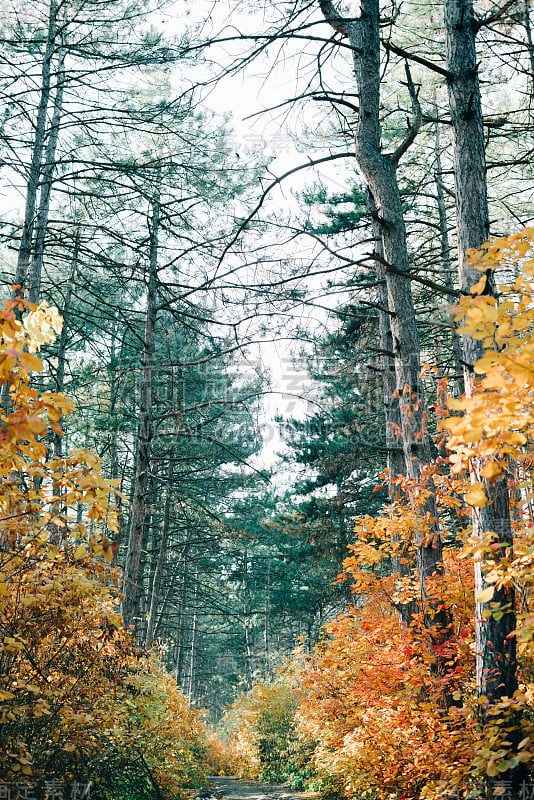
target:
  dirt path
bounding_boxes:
[206,776,306,800]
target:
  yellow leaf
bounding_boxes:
[46,406,62,422]
[19,352,43,371]
[462,427,483,443]
[480,462,502,479]
[0,689,15,700]
[50,420,63,436]
[470,274,487,295]
[486,760,498,777]
[25,415,47,435]
[477,586,495,603]
[515,240,531,256]
[74,545,87,560]
[514,316,532,331]
[490,237,510,250]
[465,483,487,507]
[480,373,508,389]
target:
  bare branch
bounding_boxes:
[312,94,359,113]
[475,0,517,28]
[434,176,456,199]
[378,257,461,298]
[382,39,453,79]
[390,62,422,167]
[380,1,402,26]
[217,152,355,267]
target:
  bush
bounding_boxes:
[0,298,209,798]
[206,733,238,776]
[223,681,314,786]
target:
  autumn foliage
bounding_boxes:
[221,680,313,785]
[0,297,209,796]
[265,230,534,799]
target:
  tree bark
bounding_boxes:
[444,0,517,709]
[243,548,253,690]
[319,0,443,592]
[109,329,126,568]
[264,556,271,678]
[172,541,191,685]
[369,192,405,488]
[28,48,66,306]
[15,0,59,293]
[52,230,79,459]
[524,0,534,107]
[186,568,199,702]
[122,187,160,631]
[433,121,465,395]
[145,464,172,649]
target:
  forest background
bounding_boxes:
[1,0,534,798]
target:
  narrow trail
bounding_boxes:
[207,776,308,800]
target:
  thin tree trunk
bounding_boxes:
[46,230,79,542]
[28,48,66,306]
[173,542,191,685]
[371,199,419,623]
[109,330,125,568]
[136,504,153,643]
[369,192,405,489]
[243,548,253,690]
[444,0,517,709]
[53,228,79,458]
[187,568,199,702]
[123,186,160,631]
[524,0,534,104]
[264,556,271,678]
[15,0,58,292]
[433,121,465,395]
[145,464,172,649]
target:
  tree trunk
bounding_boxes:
[369,192,405,489]
[319,0,443,592]
[28,48,66,306]
[243,548,253,690]
[433,121,465,395]
[173,542,191,685]
[264,556,271,678]
[444,0,517,709]
[122,187,160,631]
[145,464,172,649]
[444,0,490,314]
[109,329,125,568]
[15,0,59,293]
[186,568,199,702]
[53,227,79,458]
[524,0,534,104]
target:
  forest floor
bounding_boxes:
[207,776,311,800]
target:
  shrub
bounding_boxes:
[224,681,312,785]
[0,298,209,798]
